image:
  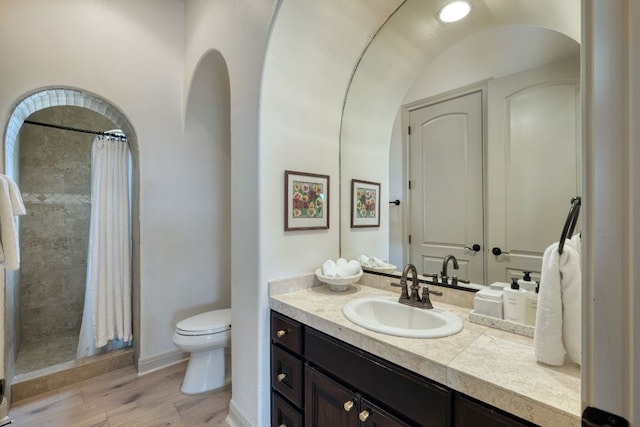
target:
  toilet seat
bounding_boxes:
[176,308,231,336]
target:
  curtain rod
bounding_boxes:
[23,119,127,141]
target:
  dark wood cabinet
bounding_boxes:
[270,311,304,426]
[305,365,359,427]
[454,393,536,427]
[271,392,303,427]
[270,310,539,427]
[305,365,410,427]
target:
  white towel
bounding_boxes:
[357,254,387,268]
[534,241,581,366]
[322,259,337,277]
[358,254,370,265]
[0,175,27,270]
[339,260,362,277]
[568,233,581,258]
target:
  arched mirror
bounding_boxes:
[339,0,581,287]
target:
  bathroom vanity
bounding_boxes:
[269,274,581,426]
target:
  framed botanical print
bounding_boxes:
[351,179,380,228]
[284,170,329,231]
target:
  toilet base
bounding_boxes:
[181,348,226,394]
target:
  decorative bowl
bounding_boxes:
[314,268,363,292]
[363,263,397,274]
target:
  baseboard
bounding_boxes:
[137,349,187,375]
[226,399,252,427]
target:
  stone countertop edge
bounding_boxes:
[268,274,581,427]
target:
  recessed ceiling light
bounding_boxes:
[438,1,471,23]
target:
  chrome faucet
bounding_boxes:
[441,255,459,284]
[391,263,442,309]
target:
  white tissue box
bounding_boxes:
[473,289,503,319]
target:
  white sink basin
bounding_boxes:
[342,296,463,338]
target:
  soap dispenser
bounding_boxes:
[503,278,527,324]
[518,271,537,292]
[525,282,540,326]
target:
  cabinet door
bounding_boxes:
[272,392,303,427]
[454,393,536,427]
[305,365,359,427]
[360,398,411,427]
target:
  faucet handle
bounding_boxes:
[391,282,409,299]
[429,288,443,297]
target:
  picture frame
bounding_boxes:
[284,170,330,231]
[351,179,381,228]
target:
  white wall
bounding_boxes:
[0,0,240,381]
[183,1,276,425]
[260,0,402,278]
[0,0,185,362]
[182,50,232,316]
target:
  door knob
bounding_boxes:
[492,247,510,256]
[343,400,354,412]
[359,410,370,422]
[464,244,481,252]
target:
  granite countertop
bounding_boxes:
[269,275,581,427]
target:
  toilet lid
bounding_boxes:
[176,308,231,335]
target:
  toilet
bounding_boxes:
[173,308,231,394]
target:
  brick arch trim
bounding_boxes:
[4,88,137,177]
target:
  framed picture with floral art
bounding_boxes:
[351,179,380,228]
[284,170,330,231]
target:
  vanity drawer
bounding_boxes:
[271,345,304,409]
[306,327,452,427]
[271,311,303,354]
[271,391,303,427]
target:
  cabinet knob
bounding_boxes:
[278,425,286,427]
[276,373,287,382]
[276,329,288,338]
[343,400,354,412]
[359,410,370,422]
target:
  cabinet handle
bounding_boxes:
[276,373,287,382]
[359,410,370,422]
[276,329,288,338]
[278,424,286,427]
[343,400,354,412]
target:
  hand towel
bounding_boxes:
[534,241,581,366]
[0,176,25,270]
[4,175,26,215]
[568,233,581,258]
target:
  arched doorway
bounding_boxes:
[3,87,140,402]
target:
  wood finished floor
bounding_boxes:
[9,361,231,426]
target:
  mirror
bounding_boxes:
[339,0,581,287]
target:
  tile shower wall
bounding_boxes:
[19,106,117,343]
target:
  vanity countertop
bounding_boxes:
[269,278,581,427]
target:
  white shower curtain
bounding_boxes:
[77,135,132,358]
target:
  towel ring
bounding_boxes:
[558,196,581,254]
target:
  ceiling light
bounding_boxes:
[438,1,471,23]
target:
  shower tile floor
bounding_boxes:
[15,330,79,376]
